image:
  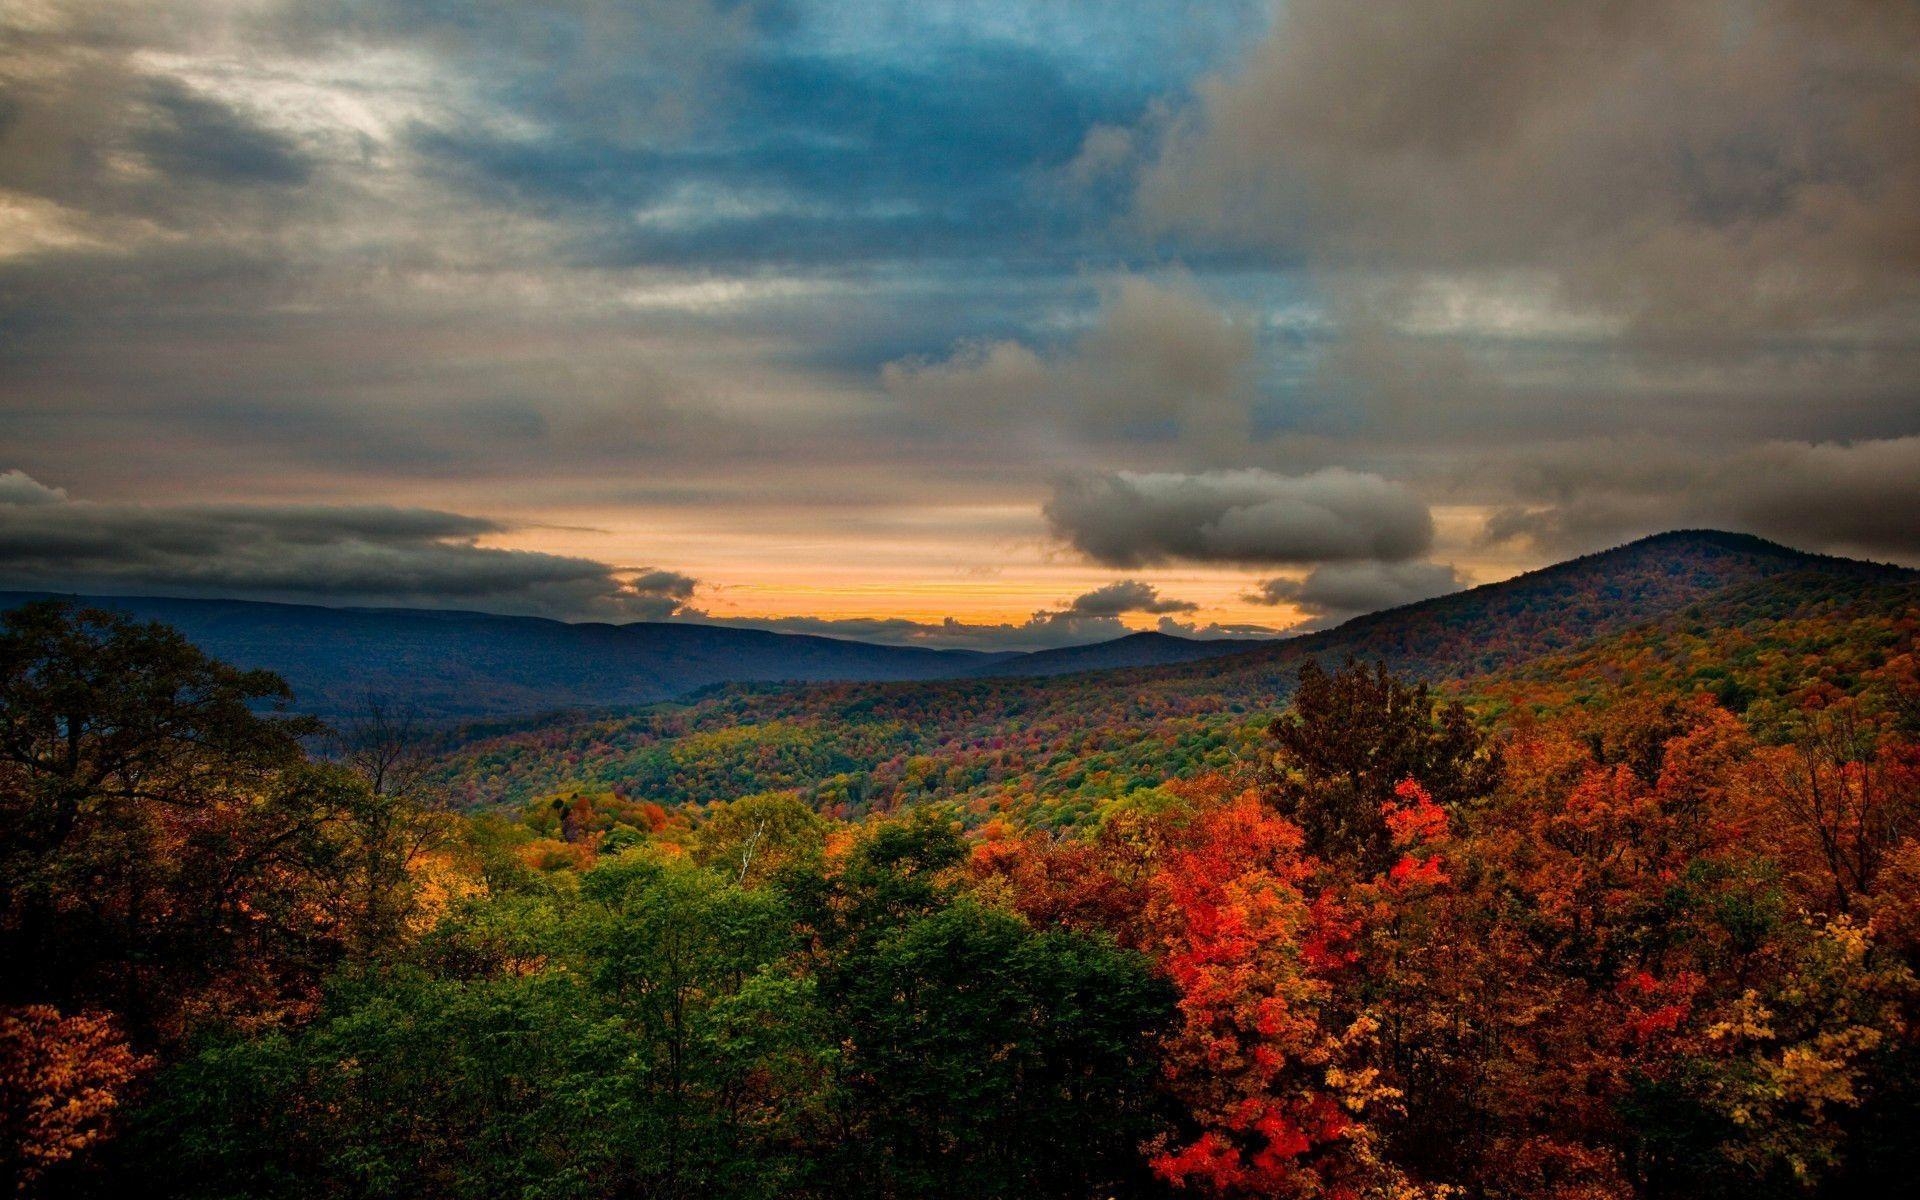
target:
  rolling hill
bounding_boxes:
[0,592,1253,718]
[0,594,1022,717]
[425,531,1918,810]
[968,630,1263,677]
[1119,528,1910,695]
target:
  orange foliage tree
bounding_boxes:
[1139,787,1401,1197]
[0,1006,149,1191]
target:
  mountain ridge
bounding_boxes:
[5,530,1907,722]
[1087,528,1913,693]
[417,530,1918,808]
[0,592,1018,718]
[0,591,1235,718]
[968,630,1265,678]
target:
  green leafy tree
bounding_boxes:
[788,812,1174,1198]
[136,854,819,1200]
[691,791,827,887]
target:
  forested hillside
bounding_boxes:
[428,533,1919,816]
[5,586,1918,1199]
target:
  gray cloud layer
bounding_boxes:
[1246,560,1464,629]
[0,470,691,619]
[1045,468,1434,568]
[1065,578,1197,617]
[1138,0,1920,336]
[883,274,1257,453]
[1482,436,1920,560]
[3,0,1915,620]
[0,466,1277,644]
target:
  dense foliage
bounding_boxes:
[426,557,1920,820]
[4,541,1919,1198]
[0,603,454,1194]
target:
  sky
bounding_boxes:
[1,0,1916,650]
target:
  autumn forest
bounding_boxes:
[3,531,1919,1200]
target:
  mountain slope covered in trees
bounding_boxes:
[7,588,1918,1199]
[428,532,1917,812]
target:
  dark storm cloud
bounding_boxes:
[1045,469,1434,569]
[1065,579,1196,617]
[1246,561,1464,627]
[3,0,1912,609]
[1138,1,1920,335]
[0,36,317,232]
[1086,0,1920,562]
[1480,436,1920,563]
[625,569,699,602]
[140,79,313,188]
[0,471,694,619]
[0,466,1261,646]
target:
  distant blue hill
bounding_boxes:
[967,630,1264,678]
[0,593,1253,719]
